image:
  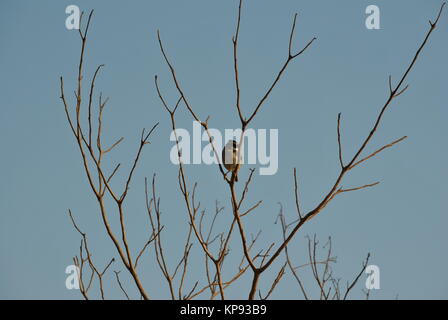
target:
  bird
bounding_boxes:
[222,139,240,182]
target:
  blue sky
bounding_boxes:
[0,0,447,299]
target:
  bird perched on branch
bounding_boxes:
[222,140,241,182]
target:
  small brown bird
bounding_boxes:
[222,140,240,182]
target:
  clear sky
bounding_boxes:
[0,0,447,299]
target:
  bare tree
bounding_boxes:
[61,1,446,300]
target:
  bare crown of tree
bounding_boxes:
[60,1,446,300]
